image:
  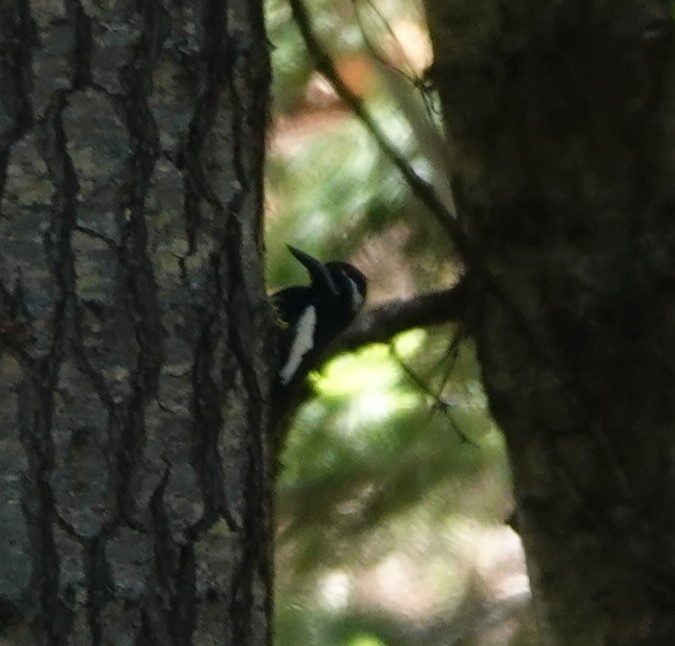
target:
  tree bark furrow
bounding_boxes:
[0,1,273,643]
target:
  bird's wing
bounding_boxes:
[278,305,317,384]
[271,286,312,326]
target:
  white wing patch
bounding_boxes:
[279,306,317,384]
[347,276,364,312]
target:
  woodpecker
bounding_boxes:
[272,245,367,389]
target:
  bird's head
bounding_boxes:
[287,245,367,314]
[325,261,367,313]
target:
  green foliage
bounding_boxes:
[266,1,525,644]
[276,330,506,562]
[266,109,409,285]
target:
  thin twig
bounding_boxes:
[389,344,479,447]
[352,0,418,83]
[352,0,442,122]
[286,0,640,512]
[287,0,547,360]
[288,0,469,253]
[273,282,470,452]
[431,331,466,404]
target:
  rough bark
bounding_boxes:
[0,1,273,644]
[425,1,675,644]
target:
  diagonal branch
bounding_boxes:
[389,345,479,447]
[287,0,475,263]
[332,279,469,355]
[286,0,547,361]
[272,280,471,454]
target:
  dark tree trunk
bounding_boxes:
[425,1,675,644]
[0,1,273,644]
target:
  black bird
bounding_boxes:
[272,245,367,388]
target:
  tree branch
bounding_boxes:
[287,0,476,263]
[287,0,551,365]
[272,280,470,455]
[328,279,469,356]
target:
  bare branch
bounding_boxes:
[287,0,546,356]
[287,0,549,364]
[389,345,479,448]
[287,0,476,263]
[329,279,469,356]
[272,280,470,455]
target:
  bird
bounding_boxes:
[272,245,367,389]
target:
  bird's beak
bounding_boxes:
[287,245,337,294]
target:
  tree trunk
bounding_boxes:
[425,1,675,644]
[0,1,273,644]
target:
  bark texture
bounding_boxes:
[0,1,273,644]
[425,1,675,644]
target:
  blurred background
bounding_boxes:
[265,1,535,644]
